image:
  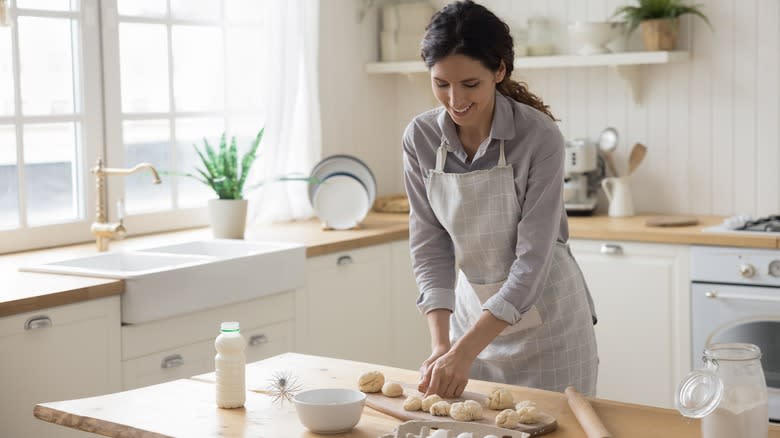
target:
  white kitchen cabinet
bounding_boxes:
[296,244,393,365]
[121,291,294,390]
[0,296,121,438]
[568,239,690,408]
[389,239,431,370]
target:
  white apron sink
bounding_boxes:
[21,239,306,324]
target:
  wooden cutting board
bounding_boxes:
[645,216,699,227]
[365,383,557,437]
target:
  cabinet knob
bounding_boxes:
[249,334,268,346]
[600,244,623,255]
[336,255,353,266]
[24,315,52,330]
[160,354,184,369]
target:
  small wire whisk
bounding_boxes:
[266,370,303,405]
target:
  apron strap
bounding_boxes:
[435,140,448,171]
[498,140,507,166]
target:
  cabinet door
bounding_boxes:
[390,240,431,371]
[568,240,689,408]
[297,245,392,364]
[0,296,121,438]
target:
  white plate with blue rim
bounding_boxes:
[309,155,376,208]
[311,172,370,230]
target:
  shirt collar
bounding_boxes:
[435,91,516,157]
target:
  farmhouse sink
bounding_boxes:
[21,239,306,324]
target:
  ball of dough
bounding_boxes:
[450,400,483,421]
[455,433,474,438]
[495,408,520,428]
[358,371,384,393]
[421,394,442,412]
[484,435,499,438]
[402,395,422,411]
[515,400,536,410]
[517,405,542,424]
[429,400,451,416]
[381,381,403,397]
[487,388,514,410]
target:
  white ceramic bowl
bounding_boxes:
[293,388,366,434]
[568,21,624,55]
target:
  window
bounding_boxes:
[0,0,267,253]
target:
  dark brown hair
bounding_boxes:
[421,0,556,121]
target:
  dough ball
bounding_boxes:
[483,436,499,438]
[455,433,474,438]
[421,394,442,412]
[517,404,542,424]
[358,371,384,393]
[487,388,515,410]
[381,381,403,397]
[450,400,483,421]
[495,408,519,428]
[515,400,536,411]
[429,400,451,416]
[402,395,422,411]
[428,430,449,438]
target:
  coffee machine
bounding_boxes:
[564,138,599,215]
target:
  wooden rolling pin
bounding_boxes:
[565,386,612,438]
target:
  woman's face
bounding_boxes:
[430,54,505,130]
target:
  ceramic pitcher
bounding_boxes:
[601,176,635,217]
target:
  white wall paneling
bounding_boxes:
[319,0,780,216]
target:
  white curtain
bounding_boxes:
[247,0,321,224]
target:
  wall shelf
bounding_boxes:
[365,50,690,105]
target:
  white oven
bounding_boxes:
[691,245,780,422]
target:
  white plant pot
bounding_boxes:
[208,199,248,239]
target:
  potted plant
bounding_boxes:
[180,129,264,239]
[613,0,710,51]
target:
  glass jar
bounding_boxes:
[526,17,554,56]
[676,343,768,438]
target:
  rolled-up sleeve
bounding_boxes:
[402,123,456,315]
[482,126,565,325]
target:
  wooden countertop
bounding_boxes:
[34,352,780,438]
[2,212,777,318]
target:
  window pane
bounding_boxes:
[0,27,14,116]
[16,0,78,12]
[170,0,220,21]
[175,118,223,207]
[226,28,264,112]
[24,123,79,225]
[18,17,76,115]
[225,0,264,23]
[117,0,166,18]
[172,25,223,112]
[0,126,18,229]
[123,120,170,213]
[119,23,169,113]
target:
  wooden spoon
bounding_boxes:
[628,142,647,176]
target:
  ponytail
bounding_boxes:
[497,77,557,121]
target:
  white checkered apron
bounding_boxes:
[425,140,598,395]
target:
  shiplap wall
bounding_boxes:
[319,0,780,217]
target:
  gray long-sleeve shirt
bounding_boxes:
[402,91,569,325]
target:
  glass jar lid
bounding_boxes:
[675,368,723,418]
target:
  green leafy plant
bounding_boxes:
[613,0,711,35]
[170,128,319,200]
[183,129,264,200]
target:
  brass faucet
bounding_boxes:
[91,157,162,252]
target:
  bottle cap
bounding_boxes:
[220,321,240,332]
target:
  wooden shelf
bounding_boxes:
[365,51,690,105]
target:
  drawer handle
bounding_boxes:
[24,315,52,330]
[249,334,268,346]
[336,255,353,266]
[161,354,184,369]
[600,244,623,255]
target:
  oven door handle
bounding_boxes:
[705,290,780,303]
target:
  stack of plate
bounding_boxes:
[309,155,376,230]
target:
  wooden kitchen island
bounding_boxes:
[34,353,780,438]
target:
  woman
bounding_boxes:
[403,0,598,399]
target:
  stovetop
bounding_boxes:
[738,215,780,233]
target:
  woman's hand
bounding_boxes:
[418,345,449,393]
[423,348,474,398]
